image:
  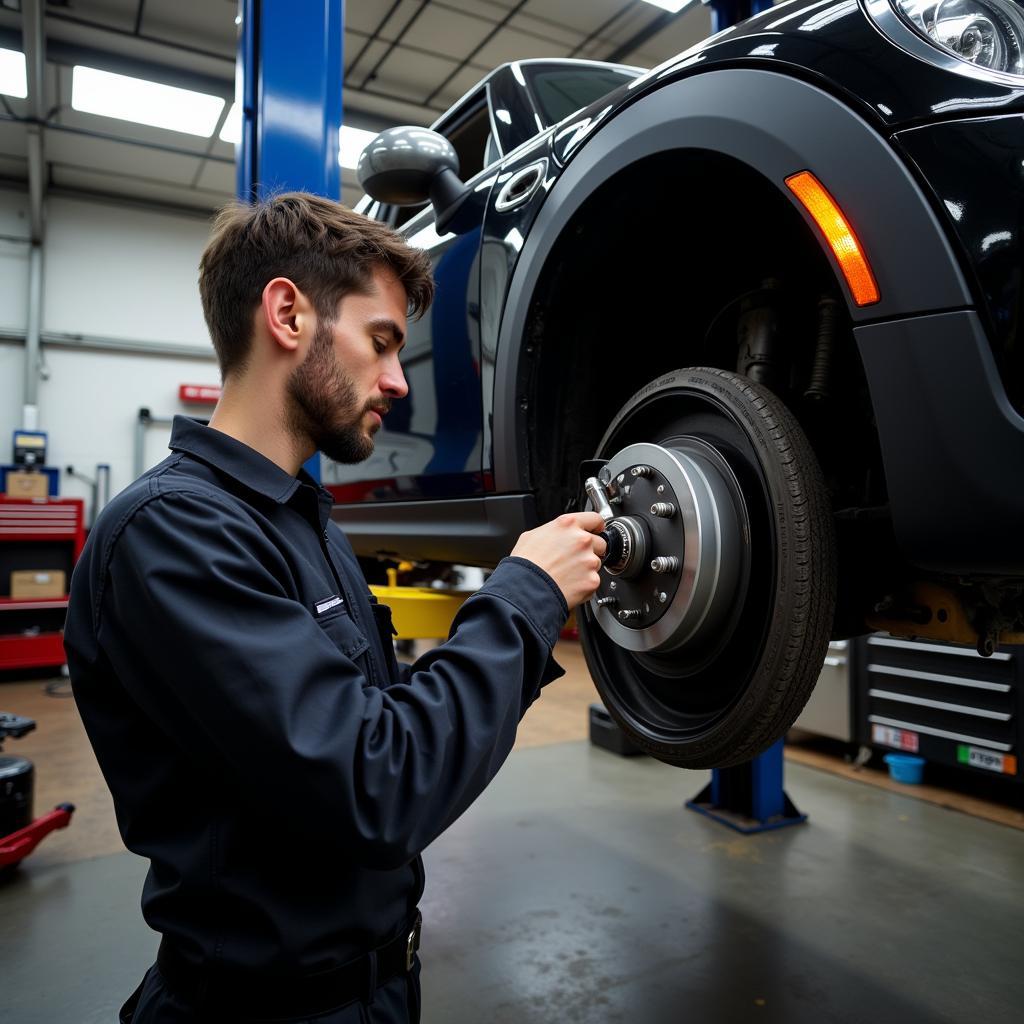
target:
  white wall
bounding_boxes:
[0,186,220,523]
[0,191,30,332]
[43,196,213,348]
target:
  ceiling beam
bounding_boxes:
[605,0,700,64]
[0,17,437,127]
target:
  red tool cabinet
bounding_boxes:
[0,497,85,672]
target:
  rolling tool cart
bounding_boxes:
[0,496,84,672]
[856,635,1023,784]
[0,712,74,874]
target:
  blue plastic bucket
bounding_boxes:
[883,753,925,784]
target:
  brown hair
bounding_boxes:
[198,192,434,377]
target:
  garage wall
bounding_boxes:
[0,185,219,522]
[0,190,31,333]
[43,195,214,347]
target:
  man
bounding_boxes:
[65,192,606,1023]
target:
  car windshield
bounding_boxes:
[526,66,641,125]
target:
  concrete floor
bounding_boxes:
[2,741,1023,1024]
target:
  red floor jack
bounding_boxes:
[0,712,74,875]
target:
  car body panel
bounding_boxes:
[857,309,1024,575]
[893,115,1024,409]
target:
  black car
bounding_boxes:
[340,0,1024,768]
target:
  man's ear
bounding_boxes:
[260,278,313,354]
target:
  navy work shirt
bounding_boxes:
[65,416,567,975]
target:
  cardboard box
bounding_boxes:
[5,471,48,499]
[10,570,67,599]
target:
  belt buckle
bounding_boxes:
[405,911,422,971]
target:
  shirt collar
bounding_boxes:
[168,417,331,522]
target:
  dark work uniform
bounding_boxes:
[64,417,568,1023]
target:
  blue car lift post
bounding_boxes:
[680,0,807,835]
[235,0,345,484]
[685,739,806,834]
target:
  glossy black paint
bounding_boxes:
[894,115,1024,410]
[856,310,1024,575]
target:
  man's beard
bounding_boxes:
[286,319,387,465]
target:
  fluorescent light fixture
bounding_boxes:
[339,125,377,168]
[220,101,241,144]
[641,0,692,12]
[71,65,225,137]
[0,47,27,99]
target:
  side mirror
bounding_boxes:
[357,126,473,233]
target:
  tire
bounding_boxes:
[578,367,836,768]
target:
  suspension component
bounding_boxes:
[805,296,839,402]
[736,280,781,389]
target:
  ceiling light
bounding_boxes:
[0,47,27,99]
[339,125,377,169]
[71,65,225,137]
[640,0,692,12]
[220,101,241,144]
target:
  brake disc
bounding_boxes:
[585,439,748,654]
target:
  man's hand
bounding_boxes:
[511,512,608,611]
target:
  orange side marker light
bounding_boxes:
[785,170,880,307]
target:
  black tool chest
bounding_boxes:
[854,635,1022,784]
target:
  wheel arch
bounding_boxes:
[491,67,972,497]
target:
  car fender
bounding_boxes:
[490,67,972,492]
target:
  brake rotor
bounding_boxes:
[586,439,748,654]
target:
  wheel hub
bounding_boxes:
[585,440,746,654]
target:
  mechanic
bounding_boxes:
[64,192,607,1024]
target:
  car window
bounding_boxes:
[445,101,496,183]
[393,101,498,229]
[527,67,639,125]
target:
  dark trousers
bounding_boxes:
[120,958,422,1024]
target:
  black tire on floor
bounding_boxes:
[579,367,837,768]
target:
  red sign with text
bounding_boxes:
[179,384,222,404]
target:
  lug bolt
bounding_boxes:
[650,502,676,518]
[618,608,642,622]
[617,474,625,485]
[631,465,653,478]
[657,484,665,494]
[651,556,680,573]
[609,581,617,590]
[596,596,618,608]
[657,591,668,604]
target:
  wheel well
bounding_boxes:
[522,150,900,632]
[525,151,883,512]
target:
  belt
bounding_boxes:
[156,911,422,1020]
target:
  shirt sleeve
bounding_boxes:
[97,490,568,870]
